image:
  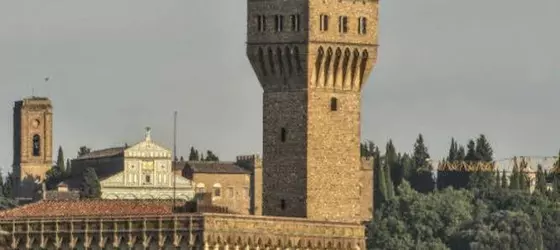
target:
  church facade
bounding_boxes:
[69,128,194,201]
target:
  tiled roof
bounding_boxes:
[0,200,175,219]
[44,190,80,201]
[186,162,250,174]
[75,147,125,160]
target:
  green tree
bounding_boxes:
[55,146,65,172]
[188,146,200,161]
[450,211,541,250]
[374,147,387,210]
[474,134,493,162]
[45,164,66,190]
[79,167,101,199]
[2,172,13,198]
[509,158,521,190]
[77,146,91,157]
[464,140,477,161]
[66,159,71,174]
[385,140,397,196]
[519,158,530,191]
[447,138,459,162]
[205,150,219,161]
[535,164,547,194]
[501,170,508,189]
[409,134,434,193]
[361,140,375,158]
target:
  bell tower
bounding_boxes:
[12,97,53,200]
[246,0,378,222]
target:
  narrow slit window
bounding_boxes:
[330,97,338,111]
[320,14,329,31]
[256,15,262,31]
[339,16,348,33]
[261,15,267,32]
[358,17,367,34]
[290,14,300,32]
[280,199,286,210]
[275,15,284,32]
[281,128,287,142]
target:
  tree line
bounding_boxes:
[365,133,560,250]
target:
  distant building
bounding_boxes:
[182,161,251,214]
[68,128,194,201]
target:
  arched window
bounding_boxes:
[196,183,206,193]
[281,128,287,142]
[32,134,40,156]
[330,97,338,111]
[280,199,286,210]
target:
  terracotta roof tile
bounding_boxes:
[0,200,175,219]
[186,162,250,174]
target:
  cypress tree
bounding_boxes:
[464,140,477,161]
[475,134,493,162]
[188,147,199,161]
[373,147,387,209]
[384,158,394,200]
[495,170,500,188]
[510,157,520,190]
[447,138,459,162]
[519,158,530,191]
[66,159,71,174]
[56,146,65,172]
[501,170,508,189]
[385,140,397,193]
[410,134,434,193]
[456,146,466,161]
[535,164,547,194]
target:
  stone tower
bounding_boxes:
[12,97,53,200]
[246,0,378,222]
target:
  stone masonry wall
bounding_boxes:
[192,173,251,215]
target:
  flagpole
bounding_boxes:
[172,111,177,211]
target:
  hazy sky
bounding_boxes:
[1,0,560,173]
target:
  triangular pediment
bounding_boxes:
[125,140,171,158]
[100,172,125,186]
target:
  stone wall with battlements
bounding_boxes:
[236,154,263,215]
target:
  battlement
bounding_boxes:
[236,154,261,162]
[236,154,263,170]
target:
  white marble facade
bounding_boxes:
[100,128,194,201]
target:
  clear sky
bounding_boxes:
[1,0,559,173]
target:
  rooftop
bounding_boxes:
[186,161,250,174]
[0,200,175,219]
[75,147,125,160]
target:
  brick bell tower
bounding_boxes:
[12,97,53,200]
[246,0,378,222]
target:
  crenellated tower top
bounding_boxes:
[246,0,378,92]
